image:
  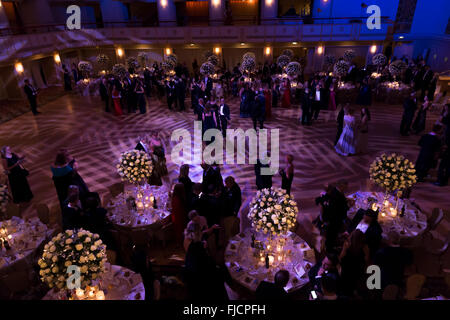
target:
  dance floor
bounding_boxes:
[1,91,449,287]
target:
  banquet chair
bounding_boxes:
[35,203,50,225]
[108,182,124,198]
[153,279,161,300]
[5,203,21,218]
[221,216,240,242]
[404,274,426,300]
[130,228,151,248]
[382,284,400,300]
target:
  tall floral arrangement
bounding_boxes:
[243,52,256,61]
[207,54,219,66]
[117,150,153,185]
[166,54,178,66]
[333,60,350,78]
[200,62,215,75]
[38,229,107,290]
[112,64,127,78]
[286,61,301,76]
[324,54,336,68]
[369,153,417,192]
[277,55,291,69]
[96,54,110,69]
[372,53,387,66]
[202,50,214,61]
[343,49,356,62]
[240,57,256,74]
[78,61,93,77]
[0,184,9,216]
[389,60,407,78]
[137,52,149,68]
[248,187,298,236]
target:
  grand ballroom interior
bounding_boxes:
[0,0,449,304]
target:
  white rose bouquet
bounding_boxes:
[0,184,9,215]
[96,54,110,69]
[389,60,407,77]
[372,53,387,66]
[200,62,215,75]
[343,49,356,62]
[112,64,127,78]
[369,153,417,192]
[78,61,93,77]
[282,49,294,59]
[38,229,107,290]
[286,61,301,76]
[117,149,153,185]
[240,57,256,74]
[248,187,299,236]
[277,55,291,69]
[126,57,140,72]
[333,60,350,77]
[325,54,336,67]
[207,54,219,66]
[243,52,256,61]
[166,54,178,66]
[137,52,149,67]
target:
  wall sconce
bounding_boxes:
[212,0,220,8]
[317,46,324,54]
[214,47,221,55]
[165,48,172,55]
[240,42,245,46]
[265,47,271,56]
[370,45,377,54]
[54,53,61,64]
[0,1,3,8]
[161,0,167,8]
[116,48,124,57]
[265,0,273,6]
[15,62,24,74]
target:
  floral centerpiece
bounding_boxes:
[207,54,219,66]
[38,229,107,291]
[240,57,256,74]
[166,54,178,66]
[372,53,387,66]
[0,184,9,217]
[248,187,298,236]
[112,64,127,78]
[389,60,407,78]
[369,153,417,193]
[202,50,214,61]
[286,61,301,77]
[243,52,256,61]
[117,150,153,185]
[126,57,140,73]
[333,60,350,78]
[96,54,110,70]
[282,49,294,59]
[277,55,291,69]
[343,49,356,62]
[200,62,215,76]
[78,61,93,78]
[137,52,149,68]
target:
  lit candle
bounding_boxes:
[277,255,282,262]
[276,245,281,252]
[371,203,378,211]
[75,288,84,298]
[137,202,144,209]
[390,208,397,217]
[96,290,105,300]
[383,200,389,207]
[268,255,274,265]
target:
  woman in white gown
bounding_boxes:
[335,108,357,156]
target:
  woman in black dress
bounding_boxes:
[1,146,33,203]
[279,154,294,195]
[412,97,431,134]
[135,79,146,114]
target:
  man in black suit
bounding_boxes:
[23,79,40,115]
[335,104,347,145]
[254,154,273,191]
[301,84,312,125]
[143,68,152,97]
[255,270,290,300]
[415,124,443,181]
[223,176,242,216]
[201,163,223,194]
[218,97,231,137]
[195,98,206,121]
[203,75,213,98]
[312,84,324,121]
[308,253,340,293]
[175,77,186,111]
[99,77,109,112]
[421,65,433,101]
[400,92,417,136]
[165,80,175,110]
[251,90,265,130]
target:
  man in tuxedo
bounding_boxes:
[203,75,213,98]
[400,92,418,136]
[218,97,231,137]
[143,68,152,97]
[254,153,273,191]
[99,77,109,112]
[195,98,206,121]
[301,84,312,125]
[23,79,40,115]
[223,176,242,217]
[312,84,324,121]
[165,80,176,110]
[415,124,443,181]
[255,270,289,300]
[251,90,266,130]
[175,77,186,111]
[324,180,350,251]
[421,65,433,101]
[308,253,341,293]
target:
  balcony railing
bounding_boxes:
[0,16,392,37]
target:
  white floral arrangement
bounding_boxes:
[166,54,178,66]
[137,52,149,67]
[117,149,153,184]
[126,57,140,71]
[0,184,9,215]
[243,52,256,61]
[96,54,110,68]
[78,61,93,77]
[112,64,127,78]
[248,187,299,236]
[202,50,214,61]
[324,54,336,66]
[286,61,301,76]
[282,49,294,59]
[277,55,291,69]
[207,54,219,66]
[333,60,350,77]
[162,60,175,71]
[372,53,387,66]
[343,49,356,62]
[389,60,407,77]
[200,62,215,75]
[38,229,107,290]
[369,153,417,192]
[240,57,256,74]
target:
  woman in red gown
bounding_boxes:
[281,79,291,108]
[112,85,123,116]
[171,183,187,245]
[263,84,272,119]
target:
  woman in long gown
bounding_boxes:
[412,97,430,134]
[281,79,291,108]
[264,84,272,119]
[1,146,33,203]
[335,108,357,156]
[202,104,218,145]
[272,80,280,109]
[356,107,370,154]
[148,131,168,186]
[135,79,146,114]
[328,84,337,111]
[112,85,123,116]
[171,183,187,246]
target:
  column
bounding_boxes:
[209,0,224,26]
[100,0,129,27]
[157,0,177,27]
[19,0,55,26]
[260,0,278,25]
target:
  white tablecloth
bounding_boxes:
[0,216,53,274]
[43,264,145,300]
[225,229,316,293]
[106,184,171,230]
[348,191,427,242]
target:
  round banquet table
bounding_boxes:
[347,191,427,243]
[225,229,316,293]
[0,216,54,276]
[43,263,145,300]
[106,184,171,231]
